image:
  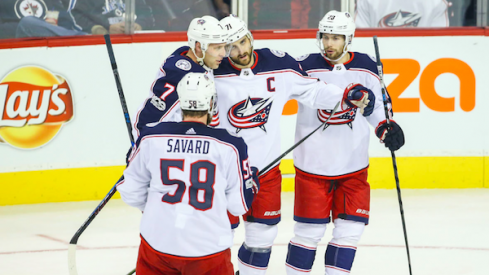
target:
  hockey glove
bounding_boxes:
[375,120,405,151]
[250,167,260,195]
[343,83,375,116]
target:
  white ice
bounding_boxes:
[1,189,488,275]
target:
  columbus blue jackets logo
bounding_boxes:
[378,10,421,27]
[15,0,48,19]
[228,97,273,133]
[317,107,357,130]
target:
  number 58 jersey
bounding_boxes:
[118,121,255,257]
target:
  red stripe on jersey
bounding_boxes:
[238,258,268,270]
[290,241,316,250]
[329,242,357,250]
[285,263,311,272]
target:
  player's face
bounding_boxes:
[204,42,227,69]
[229,36,253,66]
[322,34,346,60]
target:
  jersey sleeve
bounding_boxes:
[117,140,151,212]
[224,137,256,216]
[431,0,449,27]
[354,0,373,28]
[287,56,343,110]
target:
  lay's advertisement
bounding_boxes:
[0,35,487,205]
[0,66,74,149]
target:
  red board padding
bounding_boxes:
[1,27,488,50]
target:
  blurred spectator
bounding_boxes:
[70,0,155,34]
[355,0,450,27]
[249,0,292,29]
[213,0,231,19]
[0,0,85,39]
[147,0,218,31]
[291,0,311,29]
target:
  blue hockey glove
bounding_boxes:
[375,120,405,151]
[343,83,375,116]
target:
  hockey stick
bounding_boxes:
[259,101,340,175]
[125,102,340,275]
[68,34,135,275]
[373,36,413,275]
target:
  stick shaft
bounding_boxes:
[104,34,135,145]
[69,35,135,275]
[373,36,413,275]
[259,102,340,176]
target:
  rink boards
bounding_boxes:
[0,29,488,205]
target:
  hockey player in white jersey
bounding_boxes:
[131,15,228,140]
[214,15,376,275]
[355,0,449,28]
[118,73,259,275]
[285,11,405,275]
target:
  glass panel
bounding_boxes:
[247,0,342,30]
[0,0,88,39]
[148,0,232,32]
[354,0,477,28]
[0,0,485,40]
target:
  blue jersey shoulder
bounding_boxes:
[346,52,379,76]
[160,46,206,86]
[137,122,248,159]
[297,53,330,72]
[254,48,307,76]
[214,48,307,76]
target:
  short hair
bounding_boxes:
[182,109,208,119]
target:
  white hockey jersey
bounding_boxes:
[213,48,344,173]
[118,121,255,257]
[355,0,449,28]
[130,46,219,140]
[294,52,392,177]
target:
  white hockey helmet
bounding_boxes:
[177,72,217,117]
[187,16,229,65]
[317,10,356,62]
[220,14,254,50]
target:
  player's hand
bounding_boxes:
[250,167,260,194]
[343,83,375,116]
[375,120,405,151]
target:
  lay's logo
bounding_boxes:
[0,66,74,149]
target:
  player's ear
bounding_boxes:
[195,42,204,58]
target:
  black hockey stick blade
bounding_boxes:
[373,35,413,275]
[258,101,340,176]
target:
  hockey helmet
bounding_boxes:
[187,16,229,65]
[177,72,217,117]
[220,14,254,54]
[317,10,356,62]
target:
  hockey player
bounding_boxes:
[214,15,376,275]
[131,15,228,140]
[285,11,405,274]
[118,73,259,275]
[355,0,449,28]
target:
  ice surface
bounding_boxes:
[1,189,488,275]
